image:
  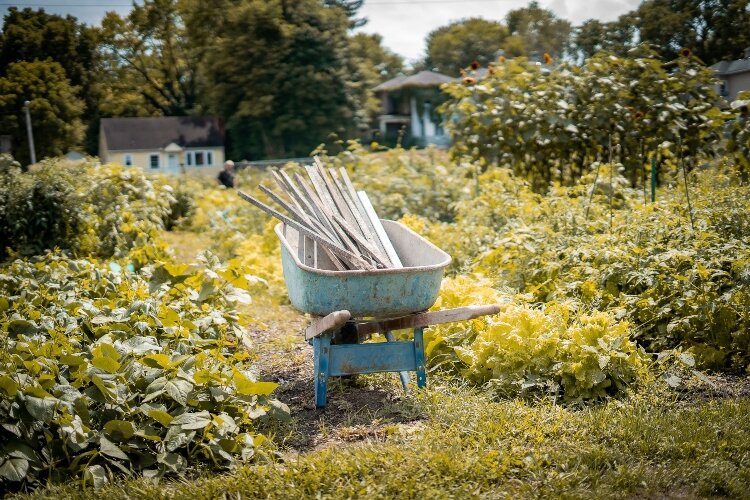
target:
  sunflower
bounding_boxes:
[680,47,692,57]
[499,55,506,63]
[471,60,480,70]
[543,52,553,64]
[463,77,477,85]
[634,111,644,120]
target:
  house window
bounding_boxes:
[149,154,159,169]
[123,154,133,166]
[186,150,215,166]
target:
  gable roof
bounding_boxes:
[373,70,455,92]
[101,116,224,151]
[711,58,750,76]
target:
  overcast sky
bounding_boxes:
[1,0,642,63]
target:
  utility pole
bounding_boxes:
[23,100,36,164]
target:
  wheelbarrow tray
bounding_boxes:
[275,220,451,317]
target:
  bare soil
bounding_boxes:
[247,307,424,452]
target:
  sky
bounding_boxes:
[1,0,643,63]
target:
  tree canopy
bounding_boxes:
[572,0,750,64]
[424,18,507,74]
[198,0,356,159]
[0,60,85,164]
[503,2,572,60]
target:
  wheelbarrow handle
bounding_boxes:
[355,304,501,337]
[304,310,352,340]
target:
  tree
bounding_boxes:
[0,7,100,153]
[573,0,750,65]
[0,60,85,165]
[99,0,198,116]
[572,16,638,61]
[504,2,571,60]
[324,0,366,28]
[424,18,507,74]
[634,0,750,64]
[199,0,357,159]
[347,33,404,132]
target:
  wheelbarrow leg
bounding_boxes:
[313,332,331,408]
[413,327,427,388]
[384,330,411,394]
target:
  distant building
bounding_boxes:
[373,70,455,147]
[99,116,225,172]
[711,49,750,100]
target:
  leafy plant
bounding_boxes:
[442,51,730,191]
[425,277,646,401]
[0,253,286,490]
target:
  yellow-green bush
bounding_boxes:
[426,277,645,401]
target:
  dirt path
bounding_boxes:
[247,308,424,452]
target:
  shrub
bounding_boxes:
[425,277,646,401]
[0,159,175,261]
[0,159,85,258]
[0,253,286,490]
[442,51,730,191]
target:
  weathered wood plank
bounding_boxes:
[357,190,403,268]
[304,310,351,340]
[339,167,391,262]
[237,190,374,270]
[329,168,386,262]
[355,304,501,336]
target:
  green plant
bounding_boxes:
[0,253,286,490]
[442,51,730,191]
[0,159,175,261]
[425,277,646,401]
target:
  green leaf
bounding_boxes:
[140,354,172,369]
[60,354,86,366]
[164,379,193,406]
[99,436,129,461]
[8,318,37,335]
[83,464,108,489]
[159,307,180,327]
[92,374,118,402]
[171,410,211,430]
[233,370,277,396]
[104,420,135,440]
[147,410,174,427]
[0,456,29,482]
[25,396,57,423]
[156,452,186,473]
[92,356,120,374]
[0,375,18,397]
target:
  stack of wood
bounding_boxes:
[237,156,403,271]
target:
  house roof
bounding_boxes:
[101,116,224,151]
[711,58,750,76]
[373,70,455,92]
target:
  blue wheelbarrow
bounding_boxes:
[275,220,499,408]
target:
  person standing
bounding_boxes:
[218,160,235,188]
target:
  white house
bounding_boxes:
[99,116,225,173]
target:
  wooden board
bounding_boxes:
[355,304,500,336]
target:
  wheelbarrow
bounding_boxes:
[275,221,499,408]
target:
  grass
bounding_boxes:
[19,379,750,499]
